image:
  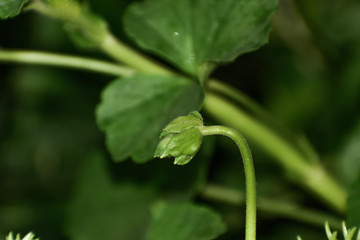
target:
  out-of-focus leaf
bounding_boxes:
[96,74,203,163]
[325,2,360,44]
[347,175,360,228]
[145,202,226,240]
[338,122,360,187]
[64,16,107,49]
[0,0,28,19]
[257,221,325,240]
[45,0,108,48]
[124,0,278,76]
[65,152,157,240]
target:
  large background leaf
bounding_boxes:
[65,152,157,240]
[0,0,28,19]
[145,202,226,240]
[124,0,278,75]
[96,74,203,163]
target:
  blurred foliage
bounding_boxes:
[1,0,360,239]
[145,202,226,240]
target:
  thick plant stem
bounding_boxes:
[0,50,135,76]
[203,92,347,213]
[200,125,257,240]
[207,79,321,165]
[100,34,174,75]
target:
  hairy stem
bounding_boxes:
[0,50,135,76]
[200,184,342,230]
[200,125,257,240]
[203,92,347,213]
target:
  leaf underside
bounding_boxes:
[96,74,203,163]
[124,0,278,75]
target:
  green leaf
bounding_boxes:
[66,152,157,240]
[124,0,278,76]
[347,175,360,228]
[338,122,360,187]
[0,0,28,19]
[96,74,203,163]
[145,202,226,240]
[160,111,203,137]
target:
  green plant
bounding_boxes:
[298,222,360,240]
[155,111,256,240]
[1,0,360,239]
[6,233,38,240]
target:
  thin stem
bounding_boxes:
[200,125,257,240]
[203,92,347,213]
[0,50,135,76]
[200,184,342,230]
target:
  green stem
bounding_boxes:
[27,0,174,76]
[99,33,174,75]
[200,184,342,230]
[207,79,320,163]
[203,92,347,213]
[207,79,278,126]
[200,125,257,240]
[0,50,135,76]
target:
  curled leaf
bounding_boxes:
[155,111,204,165]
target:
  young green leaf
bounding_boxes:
[145,202,226,240]
[96,74,203,163]
[155,127,202,165]
[124,0,278,76]
[160,111,203,137]
[0,0,28,19]
[299,222,360,240]
[155,111,204,165]
[6,232,38,240]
